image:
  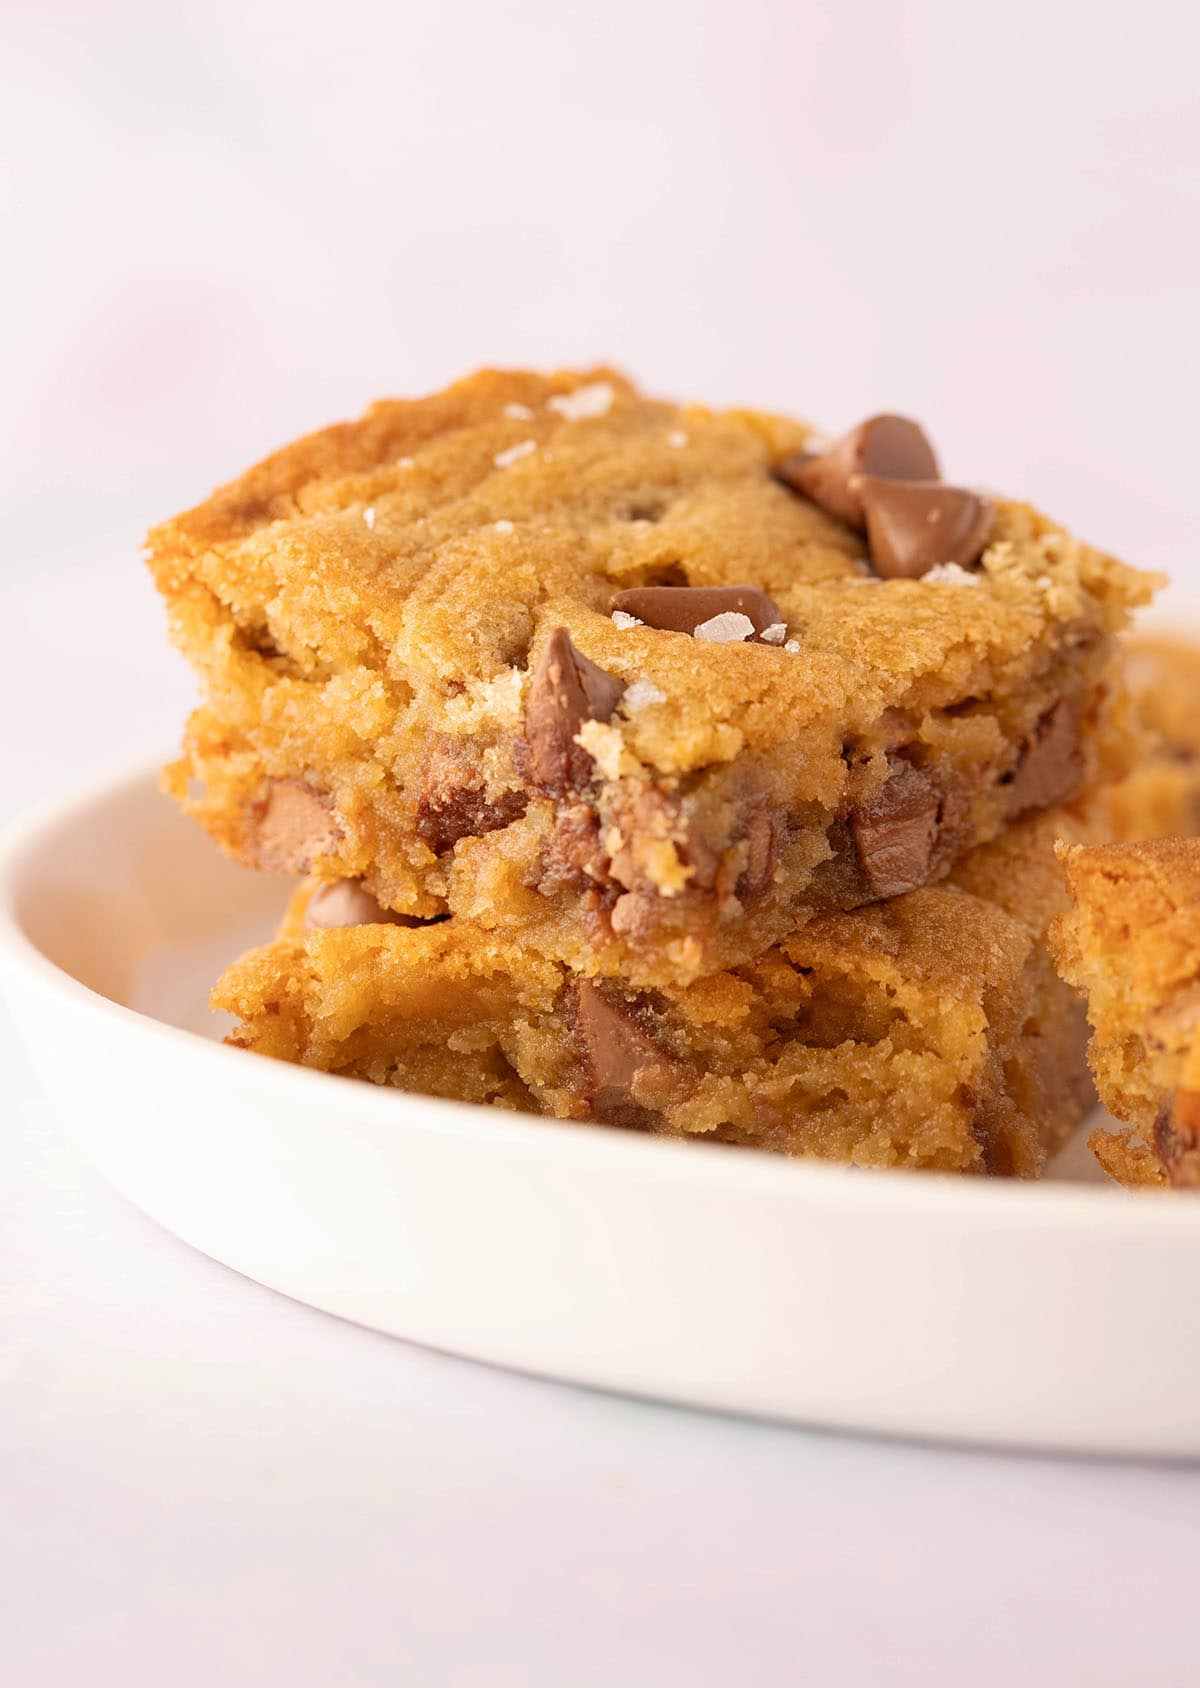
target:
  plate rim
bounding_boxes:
[4,753,1200,1235]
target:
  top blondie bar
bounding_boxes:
[148,367,1155,985]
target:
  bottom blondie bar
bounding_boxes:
[1053,838,1200,1188]
[215,809,1094,1177]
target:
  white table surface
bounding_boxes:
[3,544,1200,1688]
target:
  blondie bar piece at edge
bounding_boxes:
[214,808,1095,1178]
[1053,837,1200,1188]
[150,368,1155,989]
[1107,634,1200,842]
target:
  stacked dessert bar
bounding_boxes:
[147,368,1161,1176]
[1054,838,1200,1188]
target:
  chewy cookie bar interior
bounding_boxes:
[149,368,1153,989]
[215,809,1093,1178]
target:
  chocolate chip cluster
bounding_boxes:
[776,414,992,579]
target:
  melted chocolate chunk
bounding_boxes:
[417,739,527,854]
[610,584,781,642]
[248,780,343,873]
[1004,701,1083,817]
[574,981,686,1125]
[737,802,779,899]
[607,785,720,896]
[775,415,939,527]
[859,478,993,579]
[850,765,940,899]
[523,628,625,796]
[417,787,527,855]
[305,880,429,930]
[540,803,609,891]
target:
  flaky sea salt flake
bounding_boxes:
[547,381,614,422]
[363,506,376,530]
[694,611,755,643]
[494,439,537,470]
[611,610,644,630]
[622,678,667,712]
[760,623,788,644]
[666,430,688,448]
[784,640,801,654]
[493,519,514,534]
[503,402,534,420]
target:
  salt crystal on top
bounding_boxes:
[494,439,537,470]
[504,402,534,420]
[396,456,414,469]
[547,381,614,422]
[363,506,376,530]
[922,562,981,586]
[694,611,755,643]
[611,610,644,630]
[622,678,667,712]
[493,519,514,534]
[666,430,688,448]
[760,623,787,644]
[784,639,801,654]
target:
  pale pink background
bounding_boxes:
[4,0,1199,597]
[3,6,1200,1685]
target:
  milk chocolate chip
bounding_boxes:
[575,981,686,1124]
[1004,701,1083,816]
[850,765,940,899]
[610,584,782,642]
[416,741,527,854]
[859,478,993,579]
[776,415,939,527]
[249,780,343,873]
[305,880,414,930]
[523,628,625,796]
[737,802,779,899]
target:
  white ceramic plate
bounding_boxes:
[3,762,1199,1457]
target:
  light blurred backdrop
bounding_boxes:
[2,0,1197,797]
